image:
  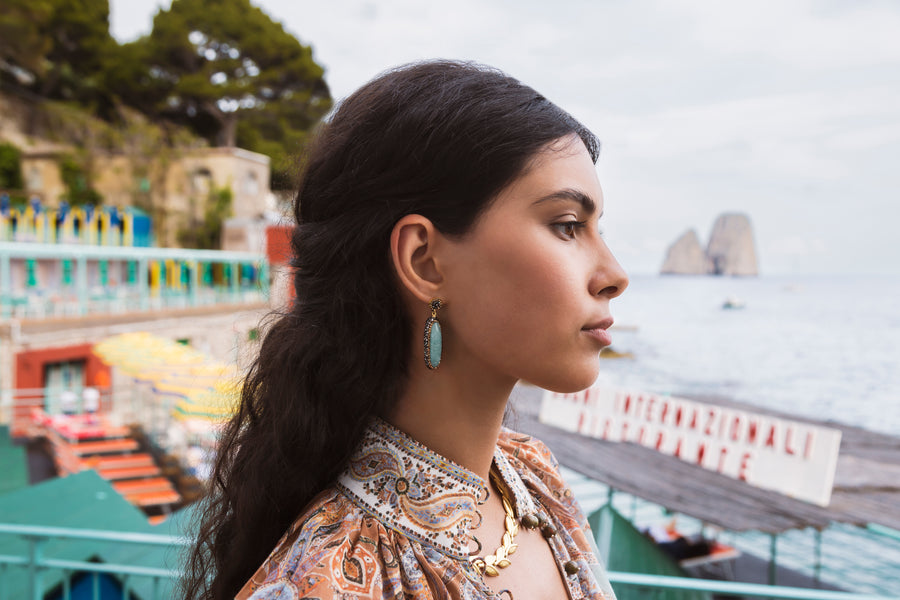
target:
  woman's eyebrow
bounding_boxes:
[532,188,598,215]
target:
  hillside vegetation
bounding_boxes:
[0,0,333,190]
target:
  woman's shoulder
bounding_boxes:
[235,488,380,599]
[496,428,562,474]
[496,428,584,522]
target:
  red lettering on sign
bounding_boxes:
[690,409,699,430]
[747,419,759,444]
[718,447,729,473]
[765,424,777,449]
[730,416,742,442]
[621,421,629,441]
[655,431,665,450]
[637,426,646,444]
[675,406,684,427]
[602,419,611,440]
[624,395,632,414]
[704,409,716,436]
[674,438,683,458]
[785,427,797,455]
[696,442,707,465]
[661,401,670,424]
[577,412,585,432]
[645,397,656,421]
[739,451,753,481]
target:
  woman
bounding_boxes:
[183,60,627,600]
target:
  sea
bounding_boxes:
[600,273,900,437]
[566,273,900,595]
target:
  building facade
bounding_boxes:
[0,241,270,437]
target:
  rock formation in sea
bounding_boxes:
[660,213,759,276]
[660,229,711,275]
[706,213,759,276]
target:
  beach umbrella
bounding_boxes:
[172,376,240,422]
[93,332,240,423]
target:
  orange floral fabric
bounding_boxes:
[236,419,615,599]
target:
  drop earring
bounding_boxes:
[424,298,444,370]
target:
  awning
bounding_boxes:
[93,332,239,423]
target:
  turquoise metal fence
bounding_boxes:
[0,523,189,600]
[606,571,900,599]
[1,522,897,600]
[0,242,269,321]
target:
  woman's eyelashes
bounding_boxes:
[552,219,589,239]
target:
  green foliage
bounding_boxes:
[59,154,102,206]
[0,0,114,104]
[1,0,331,193]
[40,99,122,150]
[235,98,321,189]
[0,0,53,82]
[0,143,24,190]
[178,186,233,249]
[129,0,332,165]
[39,0,115,101]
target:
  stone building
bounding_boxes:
[20,146,271,248]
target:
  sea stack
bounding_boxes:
[660,229,711,275]
[706,213,758,276]
[660,212,759,276]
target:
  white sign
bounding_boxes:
[539,386,842,507]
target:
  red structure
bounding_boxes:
[12,344,111,437]
[265,224,295,306]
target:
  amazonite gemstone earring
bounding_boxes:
[424,298,444,370]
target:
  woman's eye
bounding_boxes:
[554,220,585,239]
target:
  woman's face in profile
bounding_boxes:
[440,135,629,392]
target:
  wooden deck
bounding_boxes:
[508,384,900,534]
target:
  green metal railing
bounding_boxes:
[1,523,897,600]
[0,242,270,321]
[0,523,190,600]
[606,571,900,599]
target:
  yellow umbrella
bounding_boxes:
[93,332,241,423]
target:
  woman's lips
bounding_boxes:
[581,324,613,347]
[582,328,612,346]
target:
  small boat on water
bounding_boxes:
[722,296,746,310]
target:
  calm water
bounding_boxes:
[599,274,900,436]
[581,273,900,594]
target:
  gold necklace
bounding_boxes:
[471,468,519,576]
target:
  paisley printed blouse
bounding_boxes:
[236,418,617,599]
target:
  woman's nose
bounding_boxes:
[590,242,629,299]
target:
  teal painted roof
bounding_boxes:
[95,504,202,600]
[0,470,155,598]
[0,425,28,495]
[589,503,712,600]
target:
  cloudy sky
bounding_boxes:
[110,0,900,275]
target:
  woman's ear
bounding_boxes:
[390,214,445,303]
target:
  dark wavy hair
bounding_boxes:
[181,60,599,600]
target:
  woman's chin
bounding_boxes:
[529,362,600,394]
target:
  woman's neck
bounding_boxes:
[388,355,516,483]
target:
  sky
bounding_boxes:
[109,0,900,275]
